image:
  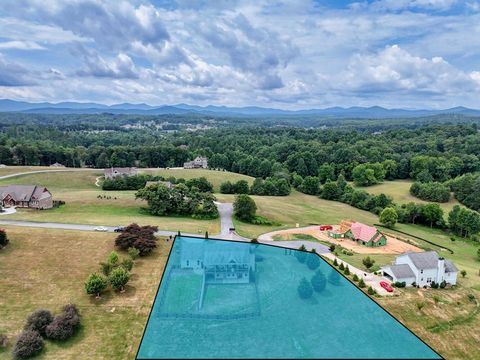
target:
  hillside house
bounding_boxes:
[49,162,65,167]
[145,181,175,189]
[0,185,53,209]
[104,167,138,179]
[180,239,255,284]
[343,222,387,247]
[381,251,458,287]
[183,156,208,169]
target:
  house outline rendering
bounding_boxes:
[381,251,458,287]
[0,185,53,209]
[180,238,255,284]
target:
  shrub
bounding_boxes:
[24,310,53,337]
[107,251,119,266]
[344,266,350,275]
[306,254,320,270]
[99,261,113,276]
[329,244,335,252]
[362,256,375,270]
[85,273,108,297]
[333,258,338,266]
[339,262,345,271]
[109,267,130,292]
[115,224,158,255]
[461,270,467,278]
[440,280,447,289]
[121,257,134,271]
[311,270,326,292]
[367,286,375,295]
[45,305,80,341]
[12,330,44,359]
[297,277,313,299]
[0,229,8,248]
[431,281,439,289]
[0,334,8,348]
[128,247,140,260]
[416,301,425,311]
[358,278,366,288]
[352,274,359,282]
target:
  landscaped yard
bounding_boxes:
[0,170,220,234]
[0,226,172,359]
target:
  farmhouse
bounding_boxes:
[183,156,208,169]
[0,185,53,209]
[104,167,138,179]
[330,221,387,247]
[180,239,255,284]
[382,251,458,287]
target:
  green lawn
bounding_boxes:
[140,168,254,192]
[0,226,172,359]
[216,191,380,239]
[0,171,220,234]
[0,166,54,176]
[355,180,462,217]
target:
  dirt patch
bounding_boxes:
[261,225,422,254]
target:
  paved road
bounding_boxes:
[259,240,330,254]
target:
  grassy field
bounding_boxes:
[0,166,54,177]
[356,180,462,216]
[140,168,254,192]
[216,191,380,239]
[0,170,220,234]
[0,226,172,359]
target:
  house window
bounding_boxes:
[420,270,423,274]
[427,278,432,283]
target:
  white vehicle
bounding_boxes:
[94,226,109,232]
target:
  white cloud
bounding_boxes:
[0,41,46,50]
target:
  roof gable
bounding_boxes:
[349,222,381,242]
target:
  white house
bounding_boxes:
[183,156,208,169]
[381,251,458,287]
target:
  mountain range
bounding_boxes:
[1,99,480,118]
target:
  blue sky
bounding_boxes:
[0,0,480,109]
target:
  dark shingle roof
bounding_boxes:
[386,264,416,279]
[406,251,439,270]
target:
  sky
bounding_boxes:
[0,0,480,109]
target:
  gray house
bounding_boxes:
[0,185,53,209]
[382,251,458,287]
[183,156,208,169]
[104,167,138,179]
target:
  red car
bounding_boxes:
[380,281,394,292]
[319,225,333,231]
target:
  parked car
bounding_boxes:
[114,227,126,233]
[319,225,333,231]
[94,226,109,232]
[380,281,394,292]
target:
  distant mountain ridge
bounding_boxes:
[1,99,480,118]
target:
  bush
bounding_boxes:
[367,286,375,295]
[24,310,53,337]
[431,281,439,289]
[339,262,345,271]
[115,224,158,256]
[362,256,375,270]
[233,194,257,222]
[12,330,44,359]
[333,258,338,266]
[297,277,313,299]
[358,278,366,288]
[311,270,326,292]
[109,267,130,292]
[107,251,119,266]
[128,247,140,260]
[85,273,108,297]
[306,254,320,270]
[0,229,8,248]
[344,266,350,276]
[45,305,80,341]
[352,274,359,282]
[0,334,8,348]
[440,280,447,289]
[461,270,467,278]
[121,257,134,271]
